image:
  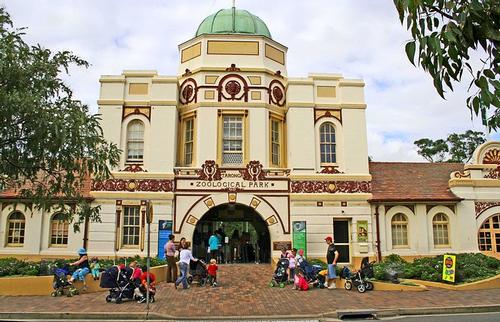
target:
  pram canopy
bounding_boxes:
[100,266,133,289]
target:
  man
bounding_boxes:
[325,236,339,289]
[164,234,177,283]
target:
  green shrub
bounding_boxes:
[373,253,500,284]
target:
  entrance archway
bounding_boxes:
[192,204,271,264]
[478,213,500,259]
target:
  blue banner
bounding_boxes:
[158,220,172,259]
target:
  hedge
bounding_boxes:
[374,253,500,284]
[0,256,167,277]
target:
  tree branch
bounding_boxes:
[429,6,454,20]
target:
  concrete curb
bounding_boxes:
[1,304,499,320]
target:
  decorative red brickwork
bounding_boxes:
[240,161,266,181]
[197,160,222,181]
[120,164,147,173]
[484,166,500,179]
[290,181,371,193]
[475,201,500,218]
[91,179,173,192]
[483,148,500,164]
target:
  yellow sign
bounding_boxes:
[442,254,456,282]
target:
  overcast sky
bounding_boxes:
[2,0,498,161]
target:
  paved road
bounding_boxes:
[0,265,499,319]
[379,312,500,321]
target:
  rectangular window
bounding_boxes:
[184,118,194,166]
[51,221,68,246]
[222,116,243,165]
[122,206,141,247]
[7,221,25,245]
[271,119,281,166]
[391,224,408,246]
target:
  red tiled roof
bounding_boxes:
[369,162,463,202]
[0,176,92,200]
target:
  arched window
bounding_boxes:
[127,120,144,162]
[7,212,25,246]
[478,214,500,254]
[432,213,449,246]
[50,213,69,246]
[391,213,408,247]
[320,123,336,164]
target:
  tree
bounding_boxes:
[0,8,120,231]
[394,0,499,130]
[414,130,486,162]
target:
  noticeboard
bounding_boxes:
[157,220,172,259]
[292,221,307,257]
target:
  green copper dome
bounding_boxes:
[196,8,272,39]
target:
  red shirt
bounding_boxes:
[140,271,156,283]
[207,264,218,276]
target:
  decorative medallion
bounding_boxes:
[250,197,261,209]
[91,179,173,192]
[240,161,266,181]
[228,192,237,203]
[218,74,248,102]
[291,181,371,193]
[204,198,215,209]
[197,160,222,181]
[265,215,278,226]
[320,166,343,174]
[484,166,500,179]
[179,78,197,105]
[483,149,500,164]
[186,215,198,225]
[225,80,241,97]
[268,79,286,107]
[475,201,500,218]
[121,164,147,173]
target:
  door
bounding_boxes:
[333,219,350,263]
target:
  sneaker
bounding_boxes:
[328,284,336,289]
[138,297,146,303]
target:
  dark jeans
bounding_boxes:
[208,274,217,285]
[210,249,218,260]
[166,255,177,282]
[175,262,189,289]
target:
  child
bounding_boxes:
[137,270,156,303]
[90,257,101,281]
[280,247,287,259]
[296,270,309,291]
[296,249,305,266]
[207,258,218,286]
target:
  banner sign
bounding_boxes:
[157,220,172,259]
[292,221,307,257]
[357,221,368,242]
[442,254,456,283]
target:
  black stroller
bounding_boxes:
[341,257,374,293]
[187,260,208,286]
[51,264,79,297]
[100,266,135,303]
[269,258,289,288]
[299,260,325,288]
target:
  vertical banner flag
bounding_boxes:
[158,220,172,259]
[357,220,368,242]
[442,254,456,282]
[292,221,307,258]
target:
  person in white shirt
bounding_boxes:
[175,239,197,289]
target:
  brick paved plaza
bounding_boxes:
[0,264,499,319]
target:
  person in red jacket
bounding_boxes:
[137,270,156,303]
[207,258,218,286]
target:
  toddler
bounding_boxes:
[90,257,101,281]
[207,258,218,286]
[295,271,309,291]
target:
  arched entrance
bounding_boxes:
[192,203,271,264]
[478,213,500,259]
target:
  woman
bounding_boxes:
[164,234,177,283]
[175,238,197,289]
[69,248,90,284]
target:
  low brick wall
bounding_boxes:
[0,264,168,296]
[405,274,500,291]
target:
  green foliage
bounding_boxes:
[0,8,121,231]
[414,130,486,162]
[394,0,500,130]
[0,256,167,277]
[374,253,500,283]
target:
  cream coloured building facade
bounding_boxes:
[1,8,500,264]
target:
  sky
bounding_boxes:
[2,0,498,161]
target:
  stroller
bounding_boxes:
[299,260,325,288]
[100,266,135,303]
[187,260,208,286]
[51,264,79,297]
[269,258,289,288]
[341,257,375,293]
